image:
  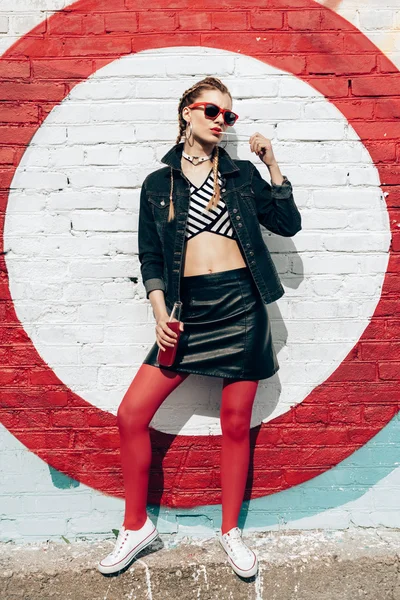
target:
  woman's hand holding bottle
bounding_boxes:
[155,315,184,353]
[156,302,184,367]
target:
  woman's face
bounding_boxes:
[182,89,233,145]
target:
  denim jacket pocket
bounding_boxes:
[148,195,170,210]
[239,188,257,216]
[147,195,170,238]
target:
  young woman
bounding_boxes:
[98,77,301,579]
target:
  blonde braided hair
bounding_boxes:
[167,77,232,223]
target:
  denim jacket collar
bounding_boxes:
[160,142,240,175]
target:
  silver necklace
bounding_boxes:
[182,149,213,166]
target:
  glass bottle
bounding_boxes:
[157,301,183,367]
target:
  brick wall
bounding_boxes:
[0,0,399,542]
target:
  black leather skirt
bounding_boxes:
[142,266,279,381]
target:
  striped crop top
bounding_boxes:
[185,168,238,241]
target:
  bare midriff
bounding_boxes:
[181,158,246,277]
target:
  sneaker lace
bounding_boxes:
[223,528,253,560]
[110,527,129,558]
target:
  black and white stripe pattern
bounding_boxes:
[185,169,237,240]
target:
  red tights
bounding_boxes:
[117,364,259,535]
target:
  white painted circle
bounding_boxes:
[5,47,390,435]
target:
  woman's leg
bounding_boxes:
[220,378,259,535]
[117,364,189,530]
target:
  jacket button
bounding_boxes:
[236,215,240,220]
[250,251,254,256]
[233,208,238,213]
[160,200,165,205]
[238,223,243,227]
[246,243,250,247]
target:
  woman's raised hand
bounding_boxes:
[249,132,277,167]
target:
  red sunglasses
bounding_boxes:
[187,102,239,127]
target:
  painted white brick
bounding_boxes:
[0,495,24,514]
[47,189,119,211]
[348,167,381,186]
[10,170,68,191]
[366,31,400,51]
[119,145,155,165]
[136,79,189,99]
[0,0,64,10]
[166,56,235,76]
[71,210,135,232]
[68,167,139,189]
[31,126,67,146]
[66,125,136,144]
[50,366,98,386]
[105,324,155,344]
[280,78,321,98]
[267,233,323,254]
[234,100,301,120]
[35,345,80,365]
[19,147,50,167]
[36,324,104,344]
[5,192,46,212]
[302,209,349,229]
[277,121,346,141]
[84,145,120,166]
[102,281,137,300]
[10,13,46,34]
[49,147,85,167]
[359,10,394,30]
[23,494,92,514]
[80,344,137,365]
[348,210,389,232]
[118,188,140,209]
[358,254,390,274]
[228,77,280,98]
[0,16,9,32]
[290,299,359,319]
[301,253,360,274]
[310,277,343,297]
[101,56,167,77]
[303,101,345,120]
[312,187,383,209]
[276,141,365,164]
[289,165,348,186]
[135,123,183,142]
[70,80,136,101]
[5,213,71,234]
[70,258,134,278]
[18,518,67,537]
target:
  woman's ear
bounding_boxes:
[181,106,190,123]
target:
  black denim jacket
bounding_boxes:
[138,142,302,311]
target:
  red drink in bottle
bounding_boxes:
[157,301,183,367]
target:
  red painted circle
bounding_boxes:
[0,0,399,507]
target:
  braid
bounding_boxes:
[168,77,231,223]
[204,145,220,211]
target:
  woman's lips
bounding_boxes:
[211,129,222,135]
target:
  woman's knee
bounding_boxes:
[221,409,250,442]
[117,396,150,434]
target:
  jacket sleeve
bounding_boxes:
[249,162,302,237]
[138,179,166,299]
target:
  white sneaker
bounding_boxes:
[97,516,159,574]
[218,526,258,578]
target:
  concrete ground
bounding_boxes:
[0,528,399,600]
